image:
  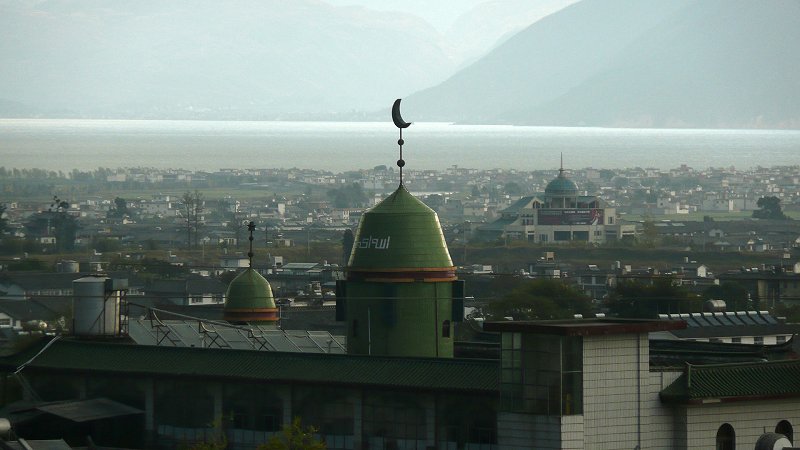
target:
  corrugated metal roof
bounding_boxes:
[128,319,346,353]
[37,397,142,422]
[660,359,800,404]
[1,338,498,393]
[2,440,71,450]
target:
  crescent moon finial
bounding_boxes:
[392,99,411,186]
[392,98,411,129]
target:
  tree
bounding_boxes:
[342,229,354,266]
[752,196,789,220]
[702,282,751,311]
[182,190,205,248]
[25,196,78,252]
[107,196,130,219]
[326,183,367,208]
[260,417,326,450]
[504,182,522,196]
[470,185,481,198]
[193,190,205,248]
[485,279,593,320]
[0,203,8,234]
[606,279,702,318]
[639,219,659,248]
[182,191,196,248]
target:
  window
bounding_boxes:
[777,335,787,344]
[190,295,203,304]
[777,420,793,443]
[0,318,11,327]
[731,337,741,344]
[716,423,735,450]
[554,231,571,241]
[572,231,589,241]
[364,391,427,449]
[500,333,582,416]
[539,234,548,242]
[755,336,764,345]
[442,320,451,338]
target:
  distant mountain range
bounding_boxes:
[0,0,571,120]
[4,0,796,128]
[406,0,800,129]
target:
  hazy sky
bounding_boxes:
[322,0,487,31]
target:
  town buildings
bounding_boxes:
[1,178,800,450]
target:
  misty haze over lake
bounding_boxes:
[1,119,798,172]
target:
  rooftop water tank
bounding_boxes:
[72,276,122,337]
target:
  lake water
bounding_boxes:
[1,119,798,171]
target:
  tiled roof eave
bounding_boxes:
[660,359,800,405]
[665,392,800,406]
[18,364,498,394]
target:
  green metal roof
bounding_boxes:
[660,359,800,404]
[479,217,517,232]
[348,185,453,270]
[501,196,538,214]
[1,338,498,393]
[225,268,275,310]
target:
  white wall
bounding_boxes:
[582,334,648,450]
[684,401,800,450]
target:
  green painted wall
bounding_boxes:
[345,281,454,358]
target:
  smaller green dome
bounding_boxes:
[224,268,277,323]
[545,169,579,196]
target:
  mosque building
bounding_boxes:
[0,106,799,450]
[480,165,635,244]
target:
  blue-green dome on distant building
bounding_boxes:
[545,169,579,197]
[224,268,278,324]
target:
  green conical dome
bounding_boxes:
[224,268,277,323]
[348,185,453,272]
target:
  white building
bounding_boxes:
[484,319,800,450]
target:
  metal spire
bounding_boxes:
[398,128,406,186]
[247,221,255,268]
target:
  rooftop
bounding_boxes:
[660,359,800,404]
[483,318,687,336]
[0,338,498,394]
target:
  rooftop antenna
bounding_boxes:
[247,221,255,268]
[559,152,565,177]
[392,98,412,186]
